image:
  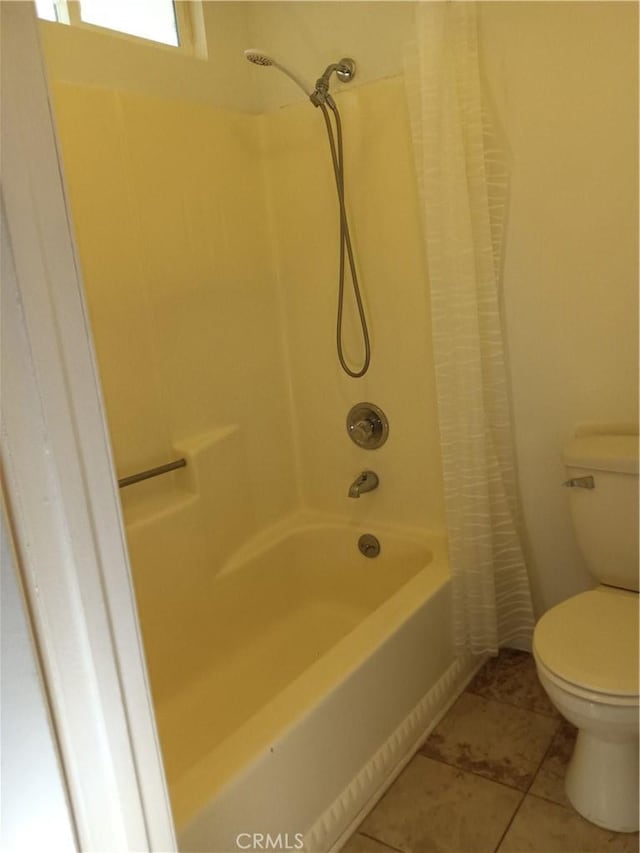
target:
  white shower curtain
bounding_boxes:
[405,2,535,655]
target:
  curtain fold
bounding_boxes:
[405,2,535,655]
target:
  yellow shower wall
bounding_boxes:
[263,77,445,529]
[50,81,298,547]
[51,83,169,474]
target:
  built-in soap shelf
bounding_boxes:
[122,425,239,532]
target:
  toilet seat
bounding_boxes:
[533,587,639,700]
[534,654,639,708]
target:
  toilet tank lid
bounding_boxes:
[563,434,639,474]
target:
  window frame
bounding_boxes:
[36,0,203,58]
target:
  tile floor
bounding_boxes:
[342,650,639,853]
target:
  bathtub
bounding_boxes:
[128,510,476,852]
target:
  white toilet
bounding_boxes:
[533,433,639,833]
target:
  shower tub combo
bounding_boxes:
[120,51,473,853]
[124,441,474,851]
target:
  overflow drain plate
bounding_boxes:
[358,534,381,558]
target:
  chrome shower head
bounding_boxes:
[244,49,313,98]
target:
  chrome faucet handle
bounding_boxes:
[346,403,389,450]
[349,418,375,444]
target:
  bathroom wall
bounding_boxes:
[50,82,297,528]
[41,1,446,549]
[244,1,413,112]
[243,1,444,530]
[246,0,638,611]
[262,78,445,529]
[478,2,639,613]
[41,9,300,696]
[39,2,261,111]
[41,1,638,621]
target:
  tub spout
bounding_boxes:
[348,470,379,498]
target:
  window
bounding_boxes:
[35,0,182,49]
[35,0,58,23]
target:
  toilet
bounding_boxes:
[533,433,639,833]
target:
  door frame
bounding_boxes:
[1,4,176,849]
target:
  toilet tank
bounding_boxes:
[563,434,639,591]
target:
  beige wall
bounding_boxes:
[41,1,638,619]
[478,2,639,613]
[245,1,413,111]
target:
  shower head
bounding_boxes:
[244,49,273,67]
[244,49,314,99]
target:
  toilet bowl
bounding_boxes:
[532,433,639,833]
[534,586,639,832]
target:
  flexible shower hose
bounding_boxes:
[318,101,371,378]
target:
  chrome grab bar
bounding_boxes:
[118,458,186,489]
[562,475,595,489]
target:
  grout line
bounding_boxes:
[492,789,528,853]
[493,716,565,852]
[525,719,563,796]
[356,831,405,853]
[525,790,574,811]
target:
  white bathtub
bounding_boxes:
[128,513,476,852]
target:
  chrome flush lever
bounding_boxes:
[562,476,595,489]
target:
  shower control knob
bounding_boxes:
[349,419,375,444]
[346,403,389,450]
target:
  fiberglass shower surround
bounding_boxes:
[245,49,371,378]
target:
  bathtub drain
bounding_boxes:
[358,534,380,558]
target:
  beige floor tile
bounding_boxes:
[498,794,639,852]
[420,692,558,790]
[529,718,577,807]
[467,649,559,718]
[340,832,401,853]
[359,754,522,853]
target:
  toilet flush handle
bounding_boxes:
[562,476,595,489]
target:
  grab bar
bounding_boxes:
[118,458,186,489]
[562,475,595,490]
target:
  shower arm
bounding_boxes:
[310,59,356,107]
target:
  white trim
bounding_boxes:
[1,4,176,850]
